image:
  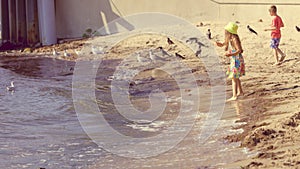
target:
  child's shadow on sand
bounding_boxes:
[282,57,299,64]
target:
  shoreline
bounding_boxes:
[1,21,300,168]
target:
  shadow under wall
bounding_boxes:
[97,0,134,35]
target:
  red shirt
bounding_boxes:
[271,15,284,39]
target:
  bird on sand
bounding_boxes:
[92,46,104,54]
[247,25,258,35]
[53,49,59,56]
[186,37,198,43]
[157,47,171,57]
[175,53,185,59]
[167,37,175,45]
[206,29,212,39]
[64,50,71,57]
[149,50,165,62]
[195,49,202,57]
[74,49,81,55]
[6,81,15,91]
[296,26,300,32]
[136,52,149,63]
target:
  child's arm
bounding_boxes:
[264,26,276,31]
[215,41,224,47]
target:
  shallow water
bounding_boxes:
[0,55,252,169]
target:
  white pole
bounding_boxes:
[37,0,56,45]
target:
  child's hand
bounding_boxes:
[224,51,232,57]
[215,41,223,47]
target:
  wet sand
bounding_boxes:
[1,20,300,168]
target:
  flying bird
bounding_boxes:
[6,81,15,91]
[296,26,300,32]
[247,25,258,35]
[167,37,174,45]
[175,53,185,59]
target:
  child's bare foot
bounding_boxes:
[226,96,237,102]
[273,62,281,66]
[237,92,244,98]
[280,53,286,62]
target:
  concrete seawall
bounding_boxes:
[55,0,300,38]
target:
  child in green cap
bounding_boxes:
[216,22,245,101]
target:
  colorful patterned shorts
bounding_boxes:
[270,38,280,49]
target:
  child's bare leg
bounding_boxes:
[273,49,280,65]
[227,78,238,101]
[237,78,244,96]
[277,48,286,62]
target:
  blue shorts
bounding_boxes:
[270,38,280,49]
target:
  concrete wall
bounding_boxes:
[55,0,300,38]
[217,0,300,25]
[55,0,219,38]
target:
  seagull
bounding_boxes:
[6,81,15,91]
[149,50,165,62]
[75,49,81,55]
[296,26,300,32]
[92,46,104,54]
[175,53,185,59]
[157,47,170,57]
[195,49,202,57]
[186,37,198,43]
[64,50,71,57]
[136,52,148,63]
[247,25,258,35]
[206,29,212,39]
[167,37,174,45]
[53,49,59,56]
[197,41,205,47]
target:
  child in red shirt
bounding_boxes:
[264,5,286,65]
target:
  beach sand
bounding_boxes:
[1,19,300,168]
[207,21,300,168]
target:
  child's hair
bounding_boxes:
[269,5,277,13]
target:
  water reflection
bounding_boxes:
[0,55,74,78]
[0,56,100,169]
[231,99,253,118]
[233,101,241,116]
[0,55,250,169]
